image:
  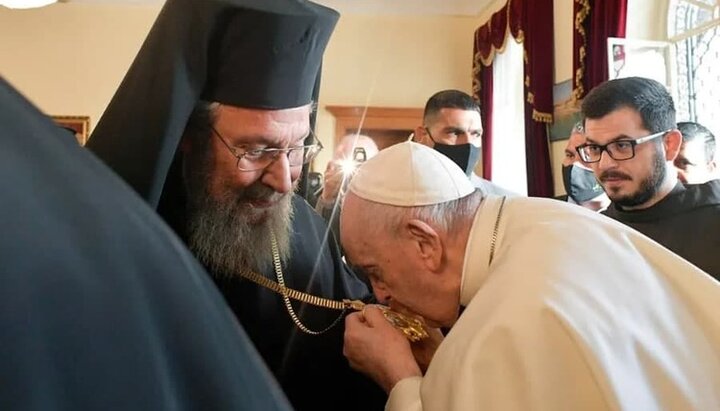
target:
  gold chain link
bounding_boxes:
[488,196,507,266]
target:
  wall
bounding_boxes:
[0,3,161,127]
[627,0,668,41]
[316,14,480,167]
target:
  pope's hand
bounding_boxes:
[343,305,422,393]
[411,326,443,373]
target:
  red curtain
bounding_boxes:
[472,0,554,197]
[476,64,494,179]
[522,0,554,197]
[573,0,628,99]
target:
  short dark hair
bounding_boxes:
[678,121,716,164]
[581,77,676,134]
[423,89,481,123]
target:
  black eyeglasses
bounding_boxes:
[211,126,323,172]
[576,130,669,163]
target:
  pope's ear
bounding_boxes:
[405,219,442,271]
[663,130,682,161]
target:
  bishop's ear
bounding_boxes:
[404,219,443,272]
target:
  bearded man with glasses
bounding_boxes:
[87,0,385,409]
[579,77,720,281]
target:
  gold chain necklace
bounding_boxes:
[269,232,352,335]
[234,230,428,342]
[488,196,507,265]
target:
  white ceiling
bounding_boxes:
[66,0,496,16]
[315,0,495,16]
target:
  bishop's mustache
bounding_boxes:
[236,183,284,202]
[599,170,632,182]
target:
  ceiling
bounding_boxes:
[66,0,496,16]
[315,0,495,16]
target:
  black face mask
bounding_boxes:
[562,164,605,203]
[425,129,481,176]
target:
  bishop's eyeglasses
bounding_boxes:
[212,126,323,171]
[576,130,669,163]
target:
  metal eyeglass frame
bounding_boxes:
[211,126,323,172]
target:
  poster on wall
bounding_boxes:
[607,37,675,94]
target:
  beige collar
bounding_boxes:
[459,194,507,306]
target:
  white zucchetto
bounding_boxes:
[348,141,475,207]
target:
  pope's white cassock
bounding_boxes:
[386,194,720,410]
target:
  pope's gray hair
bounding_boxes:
[356,189,484,238]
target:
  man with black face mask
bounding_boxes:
[559,122,609,212]
[413,89,516,196]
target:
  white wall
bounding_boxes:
[0,3,161,128]
[316,14,479,167]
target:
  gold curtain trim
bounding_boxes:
[474,1,524,67]
[532,109,553,123]
[472,52,483,99]
[573,0,591,100]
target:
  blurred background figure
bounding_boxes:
[675,121,717,184]
[559,122,609,212]
[315,133,379,240]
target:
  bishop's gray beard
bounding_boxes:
[184,171,295,277]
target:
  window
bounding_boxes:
[668,0,720,136]
[490,38,527,195]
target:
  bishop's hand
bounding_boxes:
[343,305,422,393]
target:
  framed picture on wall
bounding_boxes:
[549,80,582,142]
[607,37,674,93]
[51,115,91,145]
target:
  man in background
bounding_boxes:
[675,121,716,184]
[87,0,384,409]
[315,133,379,240]
[341,141,720,410]
[559,121,609,212]
[1,77,290,410]
[413,89,515,196]
[578,76,720,281]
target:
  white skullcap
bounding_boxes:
[348,141,475,206]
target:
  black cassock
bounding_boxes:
[0,78,290,410]
[603,180,720,281]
